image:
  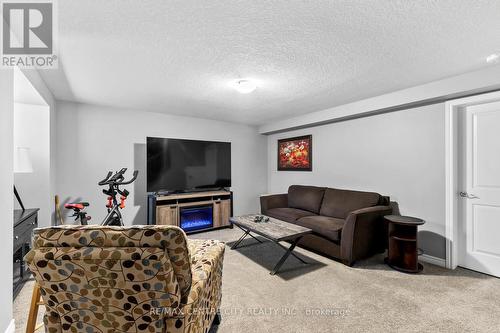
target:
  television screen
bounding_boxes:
[147,137,231,193]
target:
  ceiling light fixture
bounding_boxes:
[232,79,257,94]
[486,53,500,64]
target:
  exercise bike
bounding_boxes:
[64,168,139,226]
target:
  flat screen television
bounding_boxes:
[147,137,231,193]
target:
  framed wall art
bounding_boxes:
[277,135,312,171]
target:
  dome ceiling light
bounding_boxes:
[232,79,257,94]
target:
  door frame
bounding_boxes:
[445,91,500,269]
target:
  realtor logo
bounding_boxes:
[1,0,57,68]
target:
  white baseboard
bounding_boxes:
[420,254,447,267]
[4,319,15,333]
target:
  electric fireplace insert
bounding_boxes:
[180,205,213,232]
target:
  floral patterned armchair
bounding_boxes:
[24,225,225,333]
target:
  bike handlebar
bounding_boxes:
[98,169,138,187]
[120,170,139,185]
[107,168,127,182]
[98,171,113,186]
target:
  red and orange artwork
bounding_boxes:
[277,135,312,171]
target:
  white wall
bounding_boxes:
[55,101,267,225]
[17,68,57,225]
[0,70,14,332]
[14,103,51,227]
[267,103,446,258]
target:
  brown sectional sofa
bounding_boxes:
[260,185,392,266]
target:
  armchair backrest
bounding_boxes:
[25,225,192,332]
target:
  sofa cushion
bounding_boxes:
[295,215,345,242]
[319,188,381,219]
[266,207,317,222]
[288,185,326,214]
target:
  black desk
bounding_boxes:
[13,208,39,298]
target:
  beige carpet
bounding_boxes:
[15,228,500,333]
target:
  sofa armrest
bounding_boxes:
[260,193,288,214]
[340,205,392,265]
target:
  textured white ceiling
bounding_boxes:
[40,0,500,125]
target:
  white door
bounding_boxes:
[459,101,500,277]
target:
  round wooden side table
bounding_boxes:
[384,215,425,273]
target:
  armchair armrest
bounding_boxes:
[260,193,288,214]
[340,205,392,265]
[166,239,225,333]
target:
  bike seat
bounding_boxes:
[64,202,89,210]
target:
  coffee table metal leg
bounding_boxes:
[270,237,302,275]
[231,230,250,249]
[247,232,263,243]
[275,242,308,264]
[231,225,263,250]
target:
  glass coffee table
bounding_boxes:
[230,214,312,275]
